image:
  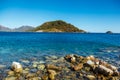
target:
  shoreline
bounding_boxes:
[1,54,120,80]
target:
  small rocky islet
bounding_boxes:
[1,54,120,80]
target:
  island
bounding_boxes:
[106,31,113,34]
[31,20,85,32]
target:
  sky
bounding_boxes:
[0,0,120,32]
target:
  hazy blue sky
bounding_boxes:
[0,0,120,32]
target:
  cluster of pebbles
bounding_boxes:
[3,54,120,80]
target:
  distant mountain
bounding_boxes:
[13,26,34,32]
[0,25,11,31]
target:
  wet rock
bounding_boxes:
[65,54,75,62]
[50,55,58,60]
[86,60,95,67]
[20,59,30,63]
[46,64,61,71]
[11,62,23,73]
[84,67,91,72]
[71,56,76,63]
[32,61,39,65]
[37,64,45,70]
[48,70,57,80]
[86,75,96,80]
[30,68,37,73]
[7,71,14,76]
[42,75,48,80]
[32,63,37,68]
[4,54,120,79]
[108,65,117,71]
[0,64,6,69]
[72,63,83,71]
[95,65,113,76]
[24,68,30,71]
[87,55,95,61]
[5,76,16,80]
[39,61,46,64]
[22,70,29,74]
[25,73,36,79]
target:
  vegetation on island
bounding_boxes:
[106,31,113,34]
[32,20,85,32]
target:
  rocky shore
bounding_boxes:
[3,54,120,80]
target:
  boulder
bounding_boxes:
[72,63,83,71]
[95,65,113,76]
[48,70,57,80]
[86,60,95,67]
[37,64,45,70]
[46,64,61,71]
[11,62,23,73]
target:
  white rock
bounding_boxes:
[99,65,113,75]
[110,65,117,71]
[86,55,95,60]
[71,56,76,62]
[89,55,95,60]
[87,60,94,65]
[12,62,22,69]
[37,64,45,70]
[39,61,46,64]
[11,62,23,73]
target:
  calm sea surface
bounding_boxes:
[0,32,120,67]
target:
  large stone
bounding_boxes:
[25,73,36,79]
[87,55,95,61]
[22,70,29,74]
[86,75,96,80]
[48,70,57,80]
[71,56,76,63]
[42,75,48,80]
[32,63,37,68]
[7,71,14,76]
[95,65,113,76]
[11,62,23,73]
[86,60,95,67]
[37,64,45,70]
[73,63,83,71]
[5,76,16,80]
[46,64,61,71]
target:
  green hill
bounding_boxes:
[32,20,85,32]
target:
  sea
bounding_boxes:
[0,32,120,70]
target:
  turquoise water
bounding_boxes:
[0,32,120,67]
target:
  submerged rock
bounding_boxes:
[37,64,45,70]
[0,64,6,69]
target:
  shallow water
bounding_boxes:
[0,32,120,67]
